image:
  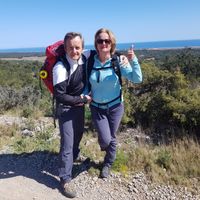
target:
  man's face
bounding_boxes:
[65,36,83,60]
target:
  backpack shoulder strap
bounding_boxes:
[86,50,97,91]
[52,55,70,127]
[86,51,123,86]
[86,51,123,92]
[57,55,71,87]
[111,53,122,86]
[111,53,123,102]
[81,53,87,63]
[87,50,97,76]
[58,56,70,74]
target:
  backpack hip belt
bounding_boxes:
[91,93,121,108]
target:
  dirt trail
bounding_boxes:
[1,151,200,200]
[0,115,199,200]
[0,176,66,200]
[0,152,133,200]
[0,152,67,200]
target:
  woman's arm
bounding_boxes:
[120,48,142,83]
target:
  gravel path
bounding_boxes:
[0,151,199,200]
[0,115,199,199]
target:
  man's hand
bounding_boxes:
[119,55,129,68]
[79,94,92,104]
[84,95,92,104]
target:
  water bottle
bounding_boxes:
[130,44,134,50]
[128,44,134,60]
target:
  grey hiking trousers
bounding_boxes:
[58,105,84,182]
[90,103,124,167]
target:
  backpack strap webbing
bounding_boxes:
[86,50,97,91]
[87,51,123,105]
[59,56,71,83]
[111,53,122,102]
[111,53,122,86]
[87,51,122,87]
[92,94,121,106]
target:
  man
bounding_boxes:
[53,32,91,198]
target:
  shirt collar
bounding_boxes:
[94,54,111,66]
[66,54,84,66]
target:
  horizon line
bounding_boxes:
[1,38,200,50]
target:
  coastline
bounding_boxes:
[0,56,46,62]
[0,46,200,62]
[145,46,200,50]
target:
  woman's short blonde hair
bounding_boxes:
[94,28,116,55]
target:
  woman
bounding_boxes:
[88,28,142,178]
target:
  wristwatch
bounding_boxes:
[82,96,88,104]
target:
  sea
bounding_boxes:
[0,39,200,53]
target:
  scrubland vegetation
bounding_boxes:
[0,48,200,189]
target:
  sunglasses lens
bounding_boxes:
[105,39,111,44]
[97,39,111,44]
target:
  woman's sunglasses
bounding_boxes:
[96,39,111,44]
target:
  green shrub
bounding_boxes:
[112,150,129,174]
[155,149,172,169]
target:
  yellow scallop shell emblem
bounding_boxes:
[39,70,48,79]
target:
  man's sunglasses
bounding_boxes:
[96,39,111,44]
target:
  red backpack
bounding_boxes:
[39,40,66,94]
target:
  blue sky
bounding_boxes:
[0,0,200,49]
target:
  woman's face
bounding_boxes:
[96,32,111,54]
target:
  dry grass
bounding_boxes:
[0,123,20,149]
[80,132,200,188]
[0,123,199,189]
[80,131,105,162]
